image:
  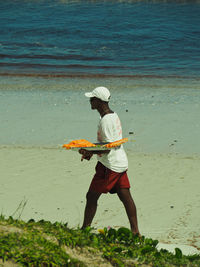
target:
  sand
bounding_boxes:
[0,76,200,256]
[0,146,199,255]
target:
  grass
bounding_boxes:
[0,215,200,266]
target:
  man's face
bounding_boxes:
[90,97,99,109]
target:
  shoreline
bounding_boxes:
[1,71,200,80]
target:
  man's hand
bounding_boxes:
[79,149,93,161]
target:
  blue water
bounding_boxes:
[0,0,200,78]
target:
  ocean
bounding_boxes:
[1,0,200,78]
[0,0,200,154]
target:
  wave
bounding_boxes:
[0,53,107,61]
[0,62,126,70]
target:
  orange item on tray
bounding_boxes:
[102,138,128,148]
[62,139,96,149]
[62,138,128,150]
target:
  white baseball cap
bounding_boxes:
[85,86,111,102]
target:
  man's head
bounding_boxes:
[85,86,111,102]
[85,86,111,110]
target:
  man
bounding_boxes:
[79,86,140,235]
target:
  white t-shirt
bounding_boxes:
[97,112,128,173]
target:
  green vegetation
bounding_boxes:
[0,215,200,266]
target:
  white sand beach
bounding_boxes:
[0,146,199,255]
[0,76,200,256]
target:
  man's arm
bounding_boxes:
[79,149,110,161]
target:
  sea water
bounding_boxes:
[1,0,200,78]
[0,0,200,154]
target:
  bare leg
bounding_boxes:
[81,191,101,229]
[117,188,140,235]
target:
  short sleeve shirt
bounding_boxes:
[97,113,128,173]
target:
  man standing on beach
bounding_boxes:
[79,86,140,235]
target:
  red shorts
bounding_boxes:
[89,161,130,194]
